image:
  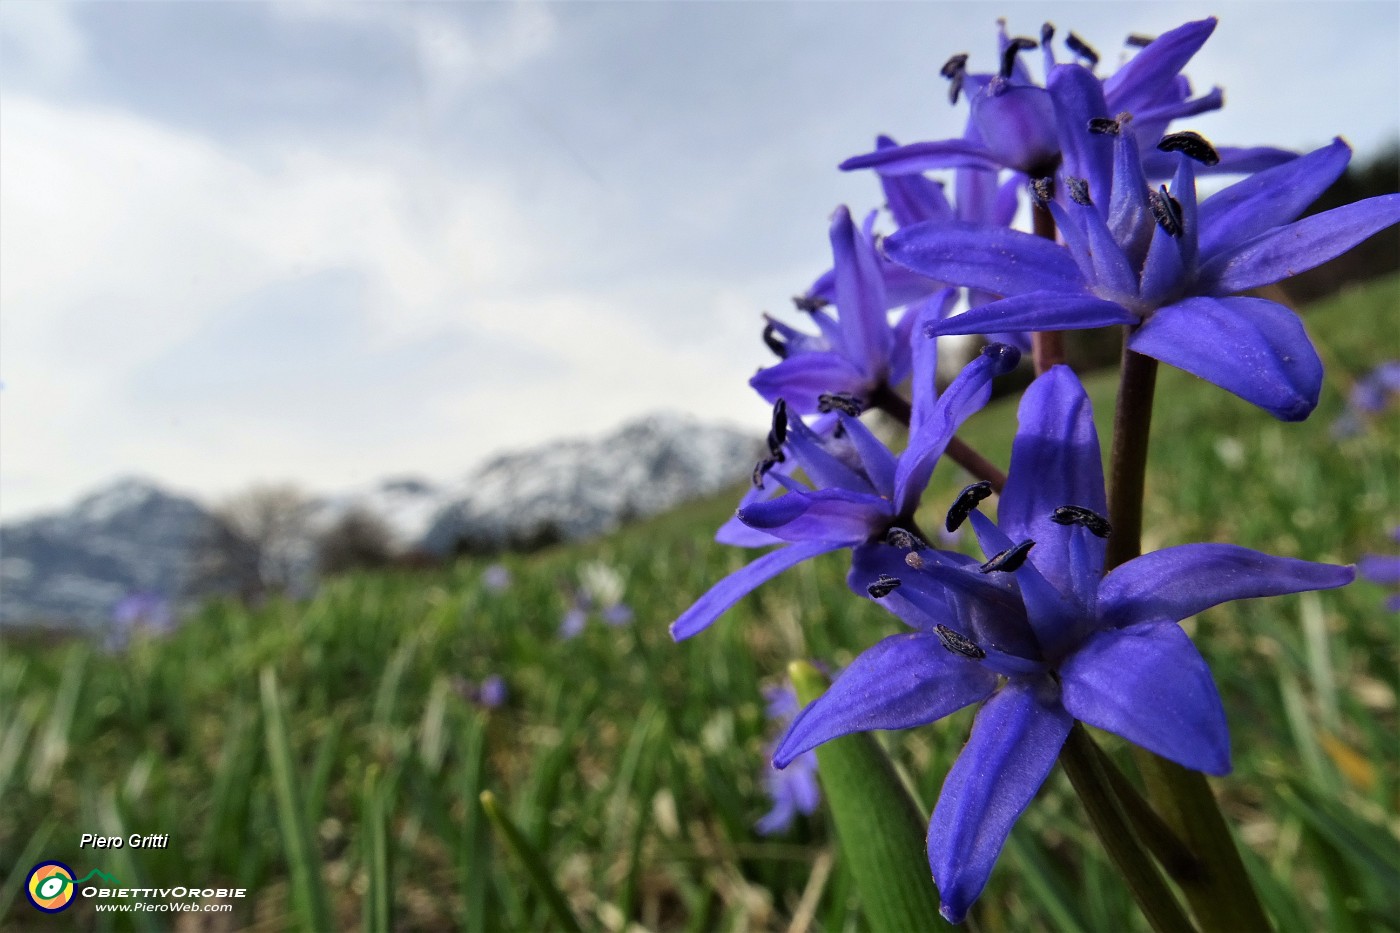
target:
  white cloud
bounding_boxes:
[0,1,87,86]
[270,1,558,110]
[0,91,766,518]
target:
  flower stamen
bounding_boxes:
[1050,505,1113,538]
[980,539,1036,573]
[947,481,994,532]
[936,624,987,659]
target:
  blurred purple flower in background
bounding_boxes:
[756,684,820,836]
[1359,528,1400,612]
[454,674,508,710]
[107,591,175,650]
[482,563,512,593]
[559,561,632,639]
[1333,361,1400,437]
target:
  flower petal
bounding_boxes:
[1102,18,1216,116]
[925,291,1135,338]
[1198,194,1400,295]
[1047,63,1114,205]
[749,352,869,415]
[831,207,893,377]
[876,136,955,227]
[1195,139,1351,260]
[670,540,846,640]
[739,487,891,544]
[773,633,997,767]
[1098,542,1356,629]
[1061,620,1230,775]
[786,415,876,493]
[837,414,897,499]
[894,343,1020,516]
[884,221,1084,297]
[840,138,1003,175]
[1129,296,1323,421]
[930,679,1072,924]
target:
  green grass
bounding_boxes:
[2,275,1398,931]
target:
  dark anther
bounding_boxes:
[1066,176,1093,206]
[867,574,902,599]
[946,481,993,532]
[761,322,788,359]
[752,457,778,488]
[792,293,827,313]
[1065,31,1099,65]
[1088,116,1121,136]
[767,399,788,455]
[1000,37,1038,79]
[940,53,969,78]
[1040,22,1055,44]
[1148,185,1183,238]
[1030,176,1055,204]
[936,624,986,660]
[1050,505,1113,538]
[1126,33,1155,48]
[885,526,928,550]
[1157,131,1220,166]
[980,539,1035,573]
[817,392,864,416]
[941,53,969,104]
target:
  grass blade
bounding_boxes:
[260,667,334,932]
[479,789,584,933]
[789,660,945,931]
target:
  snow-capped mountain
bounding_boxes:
[422,412,762,554]
[0,413,761,629]
[0,478,256,629]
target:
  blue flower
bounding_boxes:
[772,366,1353,923]
[751,206,941,416]
[842,19,1290,183]
[671,340,1020,641]
[894,133,1400,421]
[755,684,821,836]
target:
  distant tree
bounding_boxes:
[215,483,317,595]
[316,507,395,575]
[187,515,263,602]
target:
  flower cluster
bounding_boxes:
[671,16,1385,925]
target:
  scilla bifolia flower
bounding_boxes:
[898,130,1400,420]
[842,19,1290,184]
[772,367,1353,922]
[671,338,1020,641]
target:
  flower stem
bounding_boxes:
[873,386,1006,493]
[1059,725,1196,933]
[1105,342,1158,571]
[1105,337,1273,933]
[1030,202,1066,375]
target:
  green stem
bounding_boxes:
[1060,725,1196,933]
[1105,339,1273,932]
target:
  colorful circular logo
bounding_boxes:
[26,862,76,913]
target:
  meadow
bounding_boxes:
[2,276,1397,932]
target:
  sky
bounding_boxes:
[2,1,1397,520]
